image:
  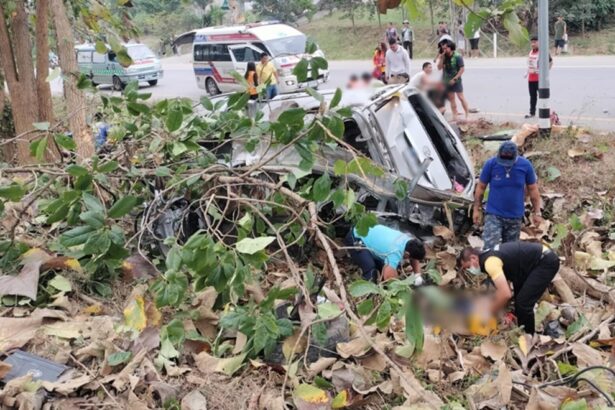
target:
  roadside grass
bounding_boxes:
[299,11,615,60]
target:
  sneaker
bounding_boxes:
[524,114,535,119]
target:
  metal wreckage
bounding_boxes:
[148,84,476,246]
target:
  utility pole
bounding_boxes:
[538,0,551,136]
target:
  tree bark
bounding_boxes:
[35,0,54,123]
[50,0,94,162]
[0,0,40,164]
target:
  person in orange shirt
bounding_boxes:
[372,42,387,82]
[244,62,258,100]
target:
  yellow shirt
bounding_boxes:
[256,61,277,85]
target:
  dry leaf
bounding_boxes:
[0,248,51,300]
[41,374,92,395]
[567,148,585,158]
[480,340,507,362]
[194,351,246,376]
[0,308,66,351]
[433,225,454,240]
[518,334,532,357]
[572,343,606,367]
[123,295,147,332]
[336,336,371,359]
[181,390,208,410]
[293,384,331,410]
[122,254,159,281]
[308,357,337,377]
[283,329,307,361]
[0,361,13,379]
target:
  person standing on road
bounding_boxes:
[457,21,466,56]
[457,241,560,334]
[244,62,258,100]
[525,36,553,119]
[385,22,399,45]
[401,20,414,59]
[256,53,279,100]
[385,38,411,84]
[437,40,469,121]
[554,16,567,55]
[473,141,543,250]
[372,42,387,82]
[469,29,481,58]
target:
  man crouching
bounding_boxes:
[345,224,426,283]
[457,241,560,334]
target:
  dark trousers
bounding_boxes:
[528,81,538,116]
[344,230,382,283]
[403,41,413,59]
[514,251,560,334]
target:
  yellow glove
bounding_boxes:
[468,313,497,336]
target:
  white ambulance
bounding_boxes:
[191,22,328,95]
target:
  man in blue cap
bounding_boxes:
[473,141,542,249]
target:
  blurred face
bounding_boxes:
[390,42,399,52]
[460,254,480,273]
[424,64,433,74]
[443,44,452,55]
[531,40,539,50]
[261,55,269,64]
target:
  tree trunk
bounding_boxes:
[429,0,435,35]
[35,0,54,123]
[0,0,40,164]
[50,0,94,162]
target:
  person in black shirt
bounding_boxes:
[457,241,560,334]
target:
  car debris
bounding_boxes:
[1,350,68,383]
[233,84,476,235]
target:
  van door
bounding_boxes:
[228,44,264,77]
[210,44,237,92]
[77,50,93,80]
[91,51,108,85]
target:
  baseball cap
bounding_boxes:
[496,141,518,167]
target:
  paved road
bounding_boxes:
[52,54,615,131]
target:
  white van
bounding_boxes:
[191,22,328,95]
[76,43,163,90]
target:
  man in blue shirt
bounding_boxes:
[473,141,542,249]
[344,224,426,282]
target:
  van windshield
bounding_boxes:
[265,35,307,57]
[127,45,156,60]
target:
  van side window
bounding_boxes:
[107,52,116,62]
[92,52,106,63]
[77,51,92,63]
[252,42,268,55]
[231,47,259,62]
[194,44,211,62]
[213,44,231,62]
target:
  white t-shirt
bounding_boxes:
[473,29,481,39]
[409,71,427,89]
[385,47,412,78]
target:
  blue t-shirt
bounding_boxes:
[353,224,411,269]
[480,156,537,219]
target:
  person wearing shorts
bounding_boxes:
[437,40,469,121]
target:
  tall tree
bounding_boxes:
[51,0,94,161]
[252,0,316,23]
[0,0,45,163]
[36,0,54,123]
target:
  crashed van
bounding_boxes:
[232,84,476,233]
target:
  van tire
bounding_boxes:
[112,76,125,91]
[206,78,220,95]
[148,80,158,86]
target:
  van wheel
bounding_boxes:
[148,80,158,86]
[206,78,220,95]
[112,76,125,91]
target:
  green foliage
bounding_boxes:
[252,0,316,23]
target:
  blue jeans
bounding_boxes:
[344,230,382,283]
[482,214,522,250]
[266,84,278,100]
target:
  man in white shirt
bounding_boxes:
[410,62,445,113]
[385,38,411,84]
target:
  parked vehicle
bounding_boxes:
[188,22,328,95]
[232,84,476,233]
[75,43,163,90]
